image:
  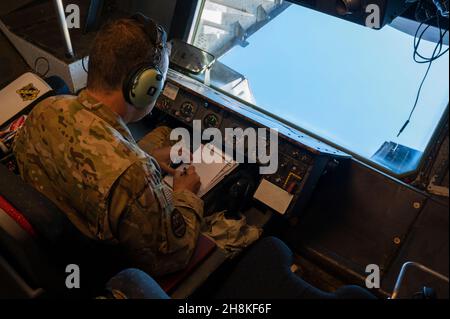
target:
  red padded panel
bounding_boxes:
[156,235,216,293]
[0,195,36,237]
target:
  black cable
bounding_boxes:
[413,15,448,63]
[34,56,50,78]
[397,57,434,137]
[82,56,89,74]
[397,12,449,137]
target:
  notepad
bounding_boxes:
[164,144,239,198]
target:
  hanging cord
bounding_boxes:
[397,11,449,137]
[82,56,89,73]
[34,56,50,78]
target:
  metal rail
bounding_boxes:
[391,261,449,299]
[53,0,74,59]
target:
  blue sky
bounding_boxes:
[219,5,449,161]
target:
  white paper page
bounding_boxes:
[164,144,238,197]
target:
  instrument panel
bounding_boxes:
[159,94,225,129]
[155,79,342,217]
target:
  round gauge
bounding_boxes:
[203,113,220,128]
[180,102,195,117]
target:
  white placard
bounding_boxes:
[253,179,294,215]
[162,82,179,101]
[0,72,51,126]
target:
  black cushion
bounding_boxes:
[0,164,81,244]
[105,269,170,299]
[0,164,128,297]
[214,237,376,299]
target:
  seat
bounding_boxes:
[105,269,170,299]
[213,236,377,299]
[0,162,216,298]
[104,237,377,299]
[0,164,128,298]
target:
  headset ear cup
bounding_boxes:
[122,66,139,105]
[123,66,164,109]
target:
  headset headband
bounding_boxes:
[130,13,167,63]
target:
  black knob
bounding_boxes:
[225,178,253,220]
[336,0,361,15]
[413,287,437,299]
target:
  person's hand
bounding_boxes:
[150,146,176,175]
[173,166,201,195]
[150,146,194,176]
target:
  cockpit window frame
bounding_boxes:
[187,0,207,44]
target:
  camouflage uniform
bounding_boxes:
[13,91,204,276]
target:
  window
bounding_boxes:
[191,0,449,175]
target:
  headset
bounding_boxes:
[122,13,167,109]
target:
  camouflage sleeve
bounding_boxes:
[109,159,204,276]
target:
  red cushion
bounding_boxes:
[156,235,216,293]
[0,195,36,237]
